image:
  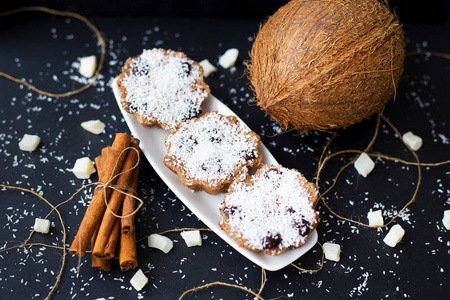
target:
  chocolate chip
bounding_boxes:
[125,101,134,111]
[241,150,256,161]
[263,168,283,178]
[262,232,282,250]
[285,207,296,214]
[209,136,223,143]
[125,101,144,112]
[131,64,149,76]
[178,62,192,78]
[180,100,201,121]
[189,135,198,145]
[200,158,223,174]
[292,218,311,236]
[223,205,239,218]
[179,135,197,152]
[182,62,192,75]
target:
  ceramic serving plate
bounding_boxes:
[111,78,318,271]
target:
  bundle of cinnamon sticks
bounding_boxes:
[69,133,141,271]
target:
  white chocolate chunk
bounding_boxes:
[19,134,41,152]
[148,234,173,253]
[33,218,50,234]
[180,230,202,247]
[402,131,423,151]
[130,269,148,291]
[79,55,97,78]
[199,59,217,77]
[81,120,105,135]
[383,224,405,247]
[72,157,96,179]
[323,242,341,262]
[443,209,450,230]
[354,152,375,177]
[367,210,384,227]
[218,48,239,69]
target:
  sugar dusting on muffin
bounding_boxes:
[164,111,262,195]
[220,165,319,255]
[117,48,210,131]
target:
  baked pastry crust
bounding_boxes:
[164,111,263,195]
[117,48,210,131]
[219,165,319,256]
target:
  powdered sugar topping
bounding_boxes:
[164,112,260,184]
[221,166,318,253]
[121,49,208,131]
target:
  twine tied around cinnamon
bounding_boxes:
[0,144,145,298]
[0,8,449,298]
[97,146,143,220]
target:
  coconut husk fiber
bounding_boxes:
[247,0,405,134]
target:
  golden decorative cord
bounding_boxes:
[0,147,146,297]
[313,109,449,229]
[290,241,324,273]
[100,147,144,219]
[178,268,267,300]
[74,146,143,272]
[136,228,212,244]
[2,112,449,297]
[0,6,105,97]
[0,184,67,300]
[1,7,449,299]
[406,50,450,60]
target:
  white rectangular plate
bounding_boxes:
[111,78,317,271]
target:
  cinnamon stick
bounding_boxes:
[69,133,132,256]
[101,146,110,159]
[119,224,138,271]
[119,156,140,271]
[92,138,140,258]
[91,154,111,271]
[103,217,121,259]
[91,224,111,271]
[121,150,141,234]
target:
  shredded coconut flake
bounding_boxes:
[221,166,318,252]
[165,112,260,185]
[121,49,208,131]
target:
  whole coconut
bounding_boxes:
[247,0,405,134]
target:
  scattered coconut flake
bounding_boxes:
[79,55,97,78]
[354,153,375,177]
[33,218,50,234]
[199,59,217,77]
[18,134,41,152]
[81,120,105,135]
[383,224,405,247]
[402,131,423,151]
[367,210,384,227]
[323,242,341,262]
[130,269,148,291]
[72,157,96,179]
[180,230,202,247]
[218,48,239,69]
[442,209,450,230]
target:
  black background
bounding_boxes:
[0,1,449,299]
[3,0,450,23]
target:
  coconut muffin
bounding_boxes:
[219,165,319,256]
[117,48,210,131]
[164,111,262,195]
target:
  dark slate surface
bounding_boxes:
[0,12,449,300]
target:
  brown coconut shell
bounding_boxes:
[247,0,405,134]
